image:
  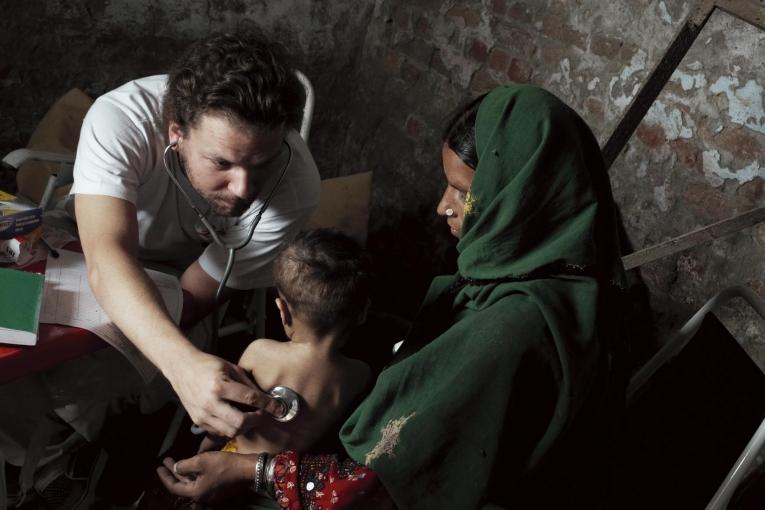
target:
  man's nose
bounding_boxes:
[228,167,251,199]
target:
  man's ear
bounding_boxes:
[275,297,292,327]
[168,121,184,146]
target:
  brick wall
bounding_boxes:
[347,0,765,366]
[2,0,764,367]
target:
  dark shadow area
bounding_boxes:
[608,313,765,508]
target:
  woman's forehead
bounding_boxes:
[442,144,475,189]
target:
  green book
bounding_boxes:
[0,267,44,346]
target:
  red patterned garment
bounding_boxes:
[272,451,396,510]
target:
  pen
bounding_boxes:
[39,236,59,258]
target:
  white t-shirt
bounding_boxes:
[71,75,320,290]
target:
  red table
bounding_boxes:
[0,241,193,384]
[0,241,110,384]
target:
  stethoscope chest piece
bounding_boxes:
[269,385,300,422]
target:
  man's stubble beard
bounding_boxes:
[177,146,251,217]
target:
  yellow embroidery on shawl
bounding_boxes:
[365,412,416,465]
[463,190,476,216]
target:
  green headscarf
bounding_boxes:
[340,85,626,509]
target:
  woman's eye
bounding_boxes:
[457,190,467,202]
[215,160,229,168]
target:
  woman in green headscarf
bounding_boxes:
[158,84,627,509]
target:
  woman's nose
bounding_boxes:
[436,189,450,216]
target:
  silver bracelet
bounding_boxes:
[264,454,276,497]
[253,453,267,494]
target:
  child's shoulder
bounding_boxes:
[239,338,289,364]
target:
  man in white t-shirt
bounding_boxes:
[70,33,320,436]
[0,31,320,503]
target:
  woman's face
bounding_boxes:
[437,144,475,238]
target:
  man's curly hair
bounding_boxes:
[274,229,372,336]
[162,31,304,134]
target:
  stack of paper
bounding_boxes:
[40,249,183,382]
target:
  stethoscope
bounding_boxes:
[162,139,300,424]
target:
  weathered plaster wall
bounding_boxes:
[0,0,374,180]
[346,0,765,368]
[2,1,764,368]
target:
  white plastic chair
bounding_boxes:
[625,285,765,509]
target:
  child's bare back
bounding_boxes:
[230,337,370,454]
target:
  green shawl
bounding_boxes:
[340,85,626,509]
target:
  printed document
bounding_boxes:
[40,249,183,382]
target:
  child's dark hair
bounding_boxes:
[441,93,486,170]
[273,229,371,336]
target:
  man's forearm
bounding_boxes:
[85,244,197,375]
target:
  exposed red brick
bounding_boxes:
[590,33,620,60]
[685,182,728,215]
[584,96,604,119]
[635,123,665,148]
[401,60,422,83]
[671,140,698,169]
[392,5,410,30]
[715,127,763,161]
[507,58,532,83]
[590,32,639,62]
[677,253,705,282]
[492,0,506,17]
[539,13,586,50]
[494,24,535,58]
[736,177,764,207]
[488,47,512,71]
[414,16,429,34]
[507,2,533,23]
[383,50,402,75]
[405,114,425,139]
[467,39,489,62]
[471,67,501,93]
[446,5,482,28]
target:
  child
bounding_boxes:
[144,229,373,509]
[206,227,372,455]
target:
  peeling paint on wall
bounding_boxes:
[709,76,765,135]
[702,149,764,186]
[645,100,694,140]
[550,58,572,93]
[609,49,647,110]
[671,68,707,91]
[654,184,670,212]
[658,1,673,25]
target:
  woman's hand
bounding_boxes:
[157,452,256,504]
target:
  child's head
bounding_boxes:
[273,228,371,338]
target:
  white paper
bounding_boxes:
[40,249,183,382]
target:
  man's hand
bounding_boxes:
[164,349,285,437]
[158,452,255,504]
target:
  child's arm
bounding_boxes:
[198,434,228,453]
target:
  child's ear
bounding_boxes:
[275,297,292,327]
